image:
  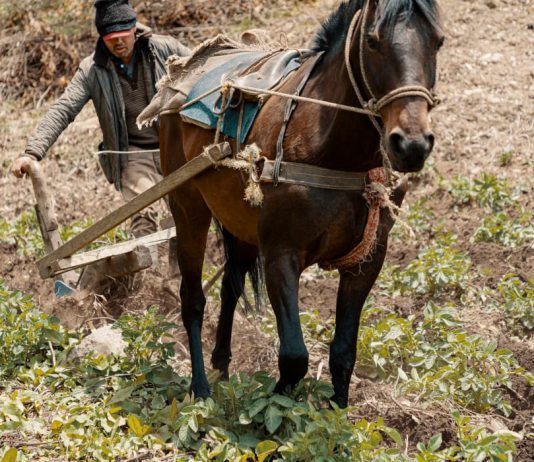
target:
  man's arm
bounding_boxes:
[167,36,191,58]
[24,65,91,161]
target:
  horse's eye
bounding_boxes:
[366,34,380,51]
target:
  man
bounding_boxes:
[11,0,189,245]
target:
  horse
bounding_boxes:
[157,0,444,408]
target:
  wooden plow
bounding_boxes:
[29,143,232,296]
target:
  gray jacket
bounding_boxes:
[25,24,190,190]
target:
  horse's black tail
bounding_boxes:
[217,222,265,312]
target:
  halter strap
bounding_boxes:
[344,1,441,120]
[343,0,440,181]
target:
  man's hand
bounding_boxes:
[11,156,35,178]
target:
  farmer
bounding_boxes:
[11,0,189,246]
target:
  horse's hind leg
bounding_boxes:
[168,189,212,399]
[264,252,308,393]
[211,229,259,378]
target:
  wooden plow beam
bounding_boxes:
[36,143,232,281]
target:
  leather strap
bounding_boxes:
[273,52,325,185]
[260,160,369,191]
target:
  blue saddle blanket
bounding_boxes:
[180,52,301,144]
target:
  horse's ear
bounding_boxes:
[366,0,380,17]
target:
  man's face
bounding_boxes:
[103,27,136,62]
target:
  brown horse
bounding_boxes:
[158,0,443,408]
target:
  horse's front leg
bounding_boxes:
[330,254,386,408]
[331,184,408,407]
[264,252,309,393]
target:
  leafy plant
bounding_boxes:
[416,412,518,461]
[473,211,534,248]
[0,210,129,257]
[0,282,528,460]
[390,197,436,241]
[392,235,472,296]
[448,174,514,211]
[357,302,533,415]
[497,274,534,333]
[0,280,70,378]
[0,210,44,256]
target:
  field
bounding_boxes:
[0,0,533,460]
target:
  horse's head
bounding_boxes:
[352,0,444,172]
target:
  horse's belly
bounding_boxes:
[193,169,260,245]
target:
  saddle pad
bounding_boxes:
[180,51,302,144]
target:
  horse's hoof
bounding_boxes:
[331,393,348,409]
[190,382,211,400]
[211,358,230,380]
[274,380,291,395]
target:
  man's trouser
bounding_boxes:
[120,150,163,237]
[120,149,179,277]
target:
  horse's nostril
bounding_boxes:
[389,131,405,157]
[425,132,435,154]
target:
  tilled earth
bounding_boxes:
[0,0,533,458]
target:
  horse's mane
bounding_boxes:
[313,0,441,53]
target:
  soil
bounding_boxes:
[0,0,532,459]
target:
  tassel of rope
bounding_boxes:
[217,144,265,207]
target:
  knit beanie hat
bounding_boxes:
[94,0,137,37]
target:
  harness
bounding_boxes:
[155,1,441,270]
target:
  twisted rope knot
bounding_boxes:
[217,144,265,207]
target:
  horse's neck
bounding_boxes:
[296,49,383,172]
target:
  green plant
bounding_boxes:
[390,197,436,241]
[449,174,514,211]
[415,412,519,461]
[473,212,534,248]
[0,211,129,257]
[357,302,533,416]
[278,413,405,462]
[0,282,529,461]
[498,150,513,167]
[393,235,472,296]
[497,274,534,333]
[450,411,518,461]
[0,280,70,378]
[0,210,44,256]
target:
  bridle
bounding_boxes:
[344,0,440,169]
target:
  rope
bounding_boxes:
[216,144,264,206]
[226,82,377,116]
[96,149,160,156]
[214,84,231,144]
[157,82,379,118]
[368,86,440,113]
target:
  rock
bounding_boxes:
[69,324,127,361]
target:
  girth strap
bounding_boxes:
[260,160,369,190]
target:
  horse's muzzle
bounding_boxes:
[387,128,435,172]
